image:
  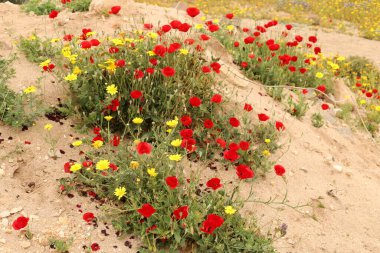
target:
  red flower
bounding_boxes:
[295,35,303,42]
[130,90,142,99]
[211,94,222,103]
[81,41,92,49]
[64,162,74,173]
[317,85,326,93]
[137,204,156,218]
[234,41,239,47]
[170,20,182,29]
[136,142,152,155]
[173,206,189,220]
[109,163,118,171]
[115,59,125,67]
[229,142,239,151]
[134,69,144,79]
[149,58,158,66]
[210,62,221,73]
[153,45,167,57]
[239,141,250,150]
[180,115,192,126]
[321,103,329,110]
[186,7,200,17]
[309,36,317,43]
[180,129,193,138]
[285,24,293,30]
[168,43,181,53]
[200,214,224,234]
[12,216,29,230]
[179,23,192,32]
[274,164,286,176]
[93,127,101,135]
[161,24,172,33]
[244,36,255,44]
[109,6,121,15]
[82,160,93,167]
[236,164,254,179]
[181,138,197,152]
[189,96,202,107]
[90,39,100,47]
[244,103,253,111]
[241,62,248,68]
[229,117,240,127]
[258,113,270,122]
[225,13,234,19]
[275,121,285,131]
[299,68,307,74]
[49,10,59,19]
[268,44,280,51]
[161,67,175,77]
[223,149,240,162]
[146,68,154,75]
[208,24,219,32]
[91,243,100,251]
[166,176,179,189]
[206,178,222,190]
[202,66,211,73]
[146,224,157,233]
[288,66,296,72]
[203,119,214,129]
[83,212,95,223]
[314,47,321,54]
[144,23,153,30]
[216,138,226,149]
[184,38,195,45]
[63,34,73,41]
[200,34,210,41]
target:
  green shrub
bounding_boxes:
[66,0,92,12]
[22,0,60,15]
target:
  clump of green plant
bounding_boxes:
[311,112,324,128]
[66,0,92,12]
[286,93,309,119]
[22,0,59,15]
[48,237,72,253]
[18,35,59,63]
[336,103,353,121]
[0,56,40,128]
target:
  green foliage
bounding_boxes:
[336,103,353,120]
[22,0,60,15]
[286,93,309,119]
[18,35,59,63]
[66,0,92,12]
[48,238,72,253]
[311,112,324,128]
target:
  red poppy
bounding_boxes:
[203,119,214,129]
[241,62,248,68]
[244,103,253,112]
[83,212,95,223]
[275,121,285,131]
[236,164,254,179]
[288,66,296,72]
[223,149,240,162]
[179,23,192,32]
[189,97,202,107]
[229,143,239,151]
[81,41,92,49]
[208,24,219,32]
[181,138,197,152]
[186,7,200,17]
[258,113,270,122]
[168,43,181,53]
[321,103,329,110]
[268,44,280,51]
[239,141,250,150]
[202,66,211,73]
[12,216,29,230]
[82,160,93,167]
[161,24,172,33]
[309,36,317,43]
[299,68,307,74]
[63,34,73,41]
[166,176,179,189]
[317,85,326,93]
[130,90,142,99]
[295,35,303,42]
[144,23,153,30]
[180,115,192,126]
[149,58,158,66]
[180,129,193,138]
[146,224,157,233]
[229,117,240,127]
[153,45,167,57]
[184,38,195,45]
[314,47,321,54]
[200,214,224,234]
[109,6,121,15]
[210,62,221,73]
[234,41,239,47]
[200,34,210,41]
[170,20,182,29]
[109,163,118,171]
[161,66,176,77]
[136,142,152,155]
[206,178,222,190]
[146,68,154,75]
[285,24,293,30]
[115,59,125,68]
[91,243,100,251]
[49,10,59,19]
[137,204,156,218]
[225,13,234,19]
[216,138,226,149]
[173,206,189,220]
[90,39,100,47]
[64,161,74,173]
[274,164,286,176]
[244,36,255,44]
[134,70,144,79]
[210,94,222,103]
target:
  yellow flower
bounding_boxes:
[179,49,189,55]
[171,139,182,147]
[61,47,71,57]
[337,56,345,61]
[147,32,158,39]
[70,163,82,172]
[39,59,51,68]
[169,154,182,162]
[50,38,60,43]
[226,25,234,31]
[28,35,36,41]
[73,66,82,75]
[112,38,124,46]
[147,168,158,177]
[86,31,96,37]
[375,106,380,112]
[114,187,126,200]
[64,73,77,81]
[68,54,78,64]
[359,100,366,105]
[23,85,37,94]
[264,139,271,143]
[93,140,104,149]
[132,117,143,124]
[104,115,113,121]
[262,150,271,156]
[134,139,141,145]
[106,84,118,95]
[130,161,140,169]
[224,206,237,215]
[147,50,156,56]
[195,24,204,30]
[166,117,178,128]
[166,129,172,133]
[44,124,53,131]
[315,72,324,78]
[213,19,220,24]
[96,160,110,170]
[72,140,82,147]
[200,16,206,21]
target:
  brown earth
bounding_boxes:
[0,1,379,253]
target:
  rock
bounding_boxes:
[0,238,6,244]
[0,211,10,218]
[333,164,343,172]
[10,207,23,214]
[332,78,356,106]
[20,240,31,249]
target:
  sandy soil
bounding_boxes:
[0,1,379,252]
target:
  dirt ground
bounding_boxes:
[0,1,379,252]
